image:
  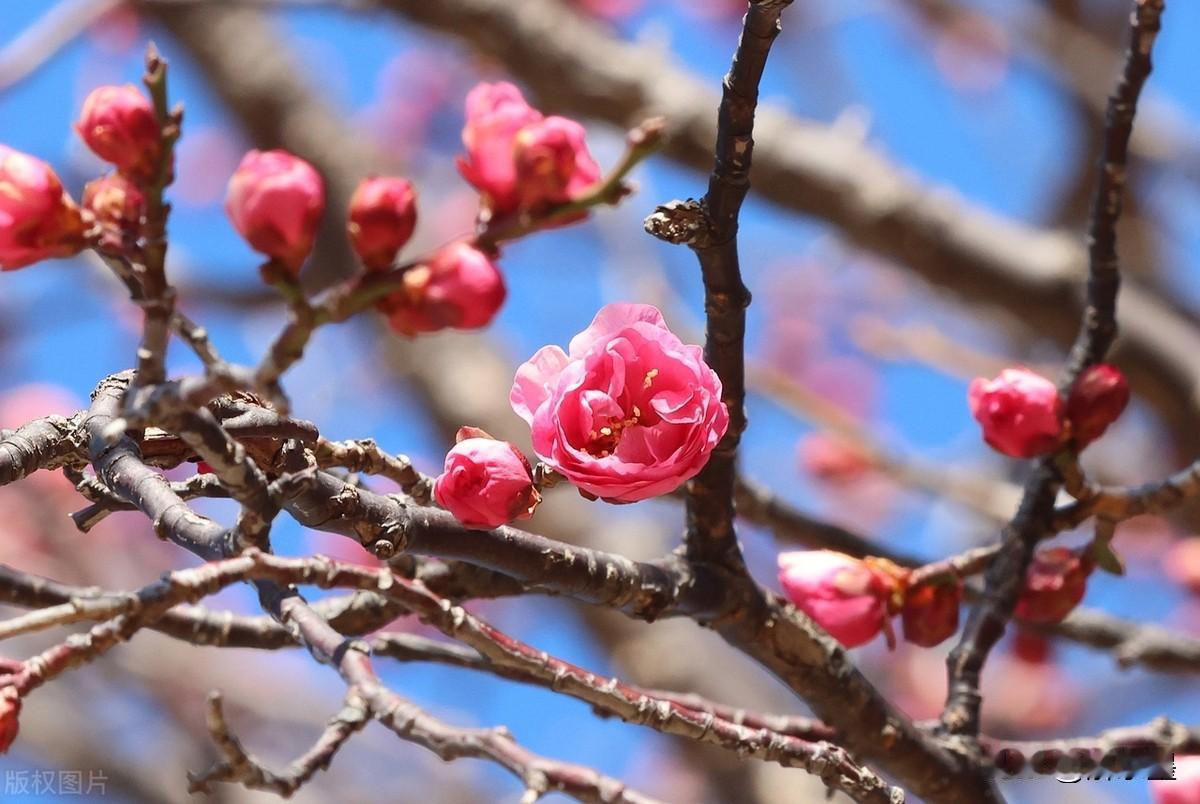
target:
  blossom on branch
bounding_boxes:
[1151,755,1200,804]
[777,550,899,649]
[76,84,161,181]
[1014,547,1092,624]
[348,176,418,271]
[457,82,599,218]
[968,367,1064,458]
[510,303,727,502]
[377,241,506,335]
[434,426,541,529]
[0,146,87,270]
[0,687,19,753]
[225,149,326,276]
[1065,363,1130,448]
[83,174,145,237]
[901,581,962,647]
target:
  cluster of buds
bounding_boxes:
[968,364,1129,458]
[776,550,963,649]
[433,427,541,530]
[457,82,601,219]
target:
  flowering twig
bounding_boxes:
[942,0,1165,740]
[314,437,433,504]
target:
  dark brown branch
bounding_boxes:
[942,0,1165,740]
[0,414,84,485]
[646,1,791,566]
[188,690,367,796]
[314,437,433,504]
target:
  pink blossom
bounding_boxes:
[457,82,599,218]
[512,116,601,211]
[0,687,18,754]
[76,84,161,179]
[1065,363,1129,447]
[510,303,728,502]
[378,241,506,335]
[968,367,1064,458]
[1152,756,1200,804]
[798,433,873,484]
[0,146,87,270]
[777,550,896,648]
[457,82,543,215]
[225,149,325,275]
[433,427,540,529]
[348,176,417,271]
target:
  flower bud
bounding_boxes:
[76,84,161,180]
[0,687,19,753]
[83,174,145,236]
[1152,755,1200,804]
[512,116,600,211]
[1014,548,1091,624]
[433,427,541,529]
[457,82,543,215]
[378,241,506,335]
[348,176,417,271]
[225,150,325,275]
[1011,628,1053,665]
[777,550,897,648]
[1164,538,1200,596]
[798,433,873,484]
[968,367,1064,458]
[1065,363,1129,447]
[901,581,962,647]
[0,146,87,270]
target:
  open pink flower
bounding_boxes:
[434,427,540,529]
[510,303,727,502]
[968,367,1063,458]
[0,146,87,270]
[778,550,897,648]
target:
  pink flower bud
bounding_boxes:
[512,116,601,211]
[1014,548,1091,624]
[433,427,541,529]
[225,149,325,275]
[901,582,961,647]
[968,367,1064,458]
[777,550,897,648]
[76,84,160,180]
[1164,538,1200,596]
[378,241,506,335]
[798,433,873,484]
[348,176,417,271]
[83,174,145,234]
[457,82,543,215]
[0,687,19,753]
[0,146,87,270]
[1152,755,1200,804]
[1065,363,1129,447]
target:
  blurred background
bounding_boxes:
[1,0,1198,801]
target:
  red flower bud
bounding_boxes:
[777,550,898,648]
[457,82,543,216]
[83,174,145,235]
[968,367,1064,458]
[76,85,161,180]
[225,150,325,276]
[901,581,962,647]
[512,116,601,212]
[1011,628,1053,665]
[0,687,20,753]
[433,428,540,529]
[798,433,873,484]
[378,241,506,335]
[1065,363,1129,447]
[348,176,418,271]
[0,145,87,270]
[1014,548,1091,624]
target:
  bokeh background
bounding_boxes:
[1,0,1199,802]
